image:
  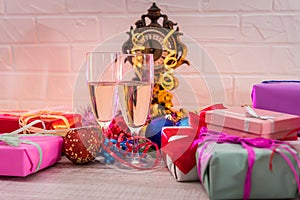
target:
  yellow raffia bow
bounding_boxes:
[19,110,71,136]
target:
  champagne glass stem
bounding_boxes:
[129,127,142,164]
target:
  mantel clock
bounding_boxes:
[122,3,189,91]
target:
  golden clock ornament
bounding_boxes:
[122,3,189,121]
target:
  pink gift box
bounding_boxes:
[0,135,63,177]
[205,107,300,140]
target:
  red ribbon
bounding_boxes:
[161,127,202,174]
[189,104,226,134]
[161,104,226,174]
[100,135,161,170]
[198,127,300,200]
[101,118,161,170]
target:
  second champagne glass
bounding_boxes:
[86,52,120,134]
[118,53,154,165]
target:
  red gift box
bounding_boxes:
[160,104,226,181]
[161,126,200,181]
[0,110,82,136]
[0,111,27,133]
[206,106,300,140]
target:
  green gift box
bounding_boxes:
[196,141,299,200]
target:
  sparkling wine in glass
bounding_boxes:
[86,52,120,133]
[118,53,154,165]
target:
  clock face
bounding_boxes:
[123,25,188,91]
[133,28,177,67]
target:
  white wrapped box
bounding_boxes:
[161,127,200,182]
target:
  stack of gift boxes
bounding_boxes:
[0,110,82,177]
[161,81,300,199]
[0,80,299,199]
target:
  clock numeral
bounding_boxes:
[144,34,152,41]
[153,34,163,43]
[144,33,164,44]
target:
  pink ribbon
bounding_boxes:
[197,127,300,200]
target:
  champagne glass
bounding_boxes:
[118,53,154,165]
[86,52,120,134]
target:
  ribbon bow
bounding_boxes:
[19,110,72,136]
[217,133,275,148]
[198,128,300,200]
[245,106,275,120]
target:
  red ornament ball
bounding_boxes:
[63,127,101,164]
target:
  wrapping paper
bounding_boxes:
[0,135,63,177]
[164,154,198,181]
[161,127,199,181]
[0,111,27,134]
[160,105,226,181]
[197,139,299,200]
[205,107,300,140]
[252,81,300,116]
[287,138,300,154]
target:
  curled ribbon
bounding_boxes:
[130,29,145,54]
[100,135,161,170]
[163,29,177,69]
[127,30,145,81]
[161,29,178,90]
[97,119,161,170]
[19,110,71,136]
[197,128,300,200]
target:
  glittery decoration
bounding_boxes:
[64,126,101,164]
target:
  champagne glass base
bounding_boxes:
[96,137,163,172]
[131,157,140,165]
[113,151,163,172]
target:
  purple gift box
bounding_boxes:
[251,81,300,116]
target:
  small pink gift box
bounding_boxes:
[0,135,63,177]
[205,107,300,140]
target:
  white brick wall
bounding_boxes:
[6,0,65,14]
[0,0,299,110]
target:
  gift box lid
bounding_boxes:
[205,107,300,135]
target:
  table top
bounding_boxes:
[0,156,209,200]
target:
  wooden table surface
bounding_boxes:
[0,156,209,200]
